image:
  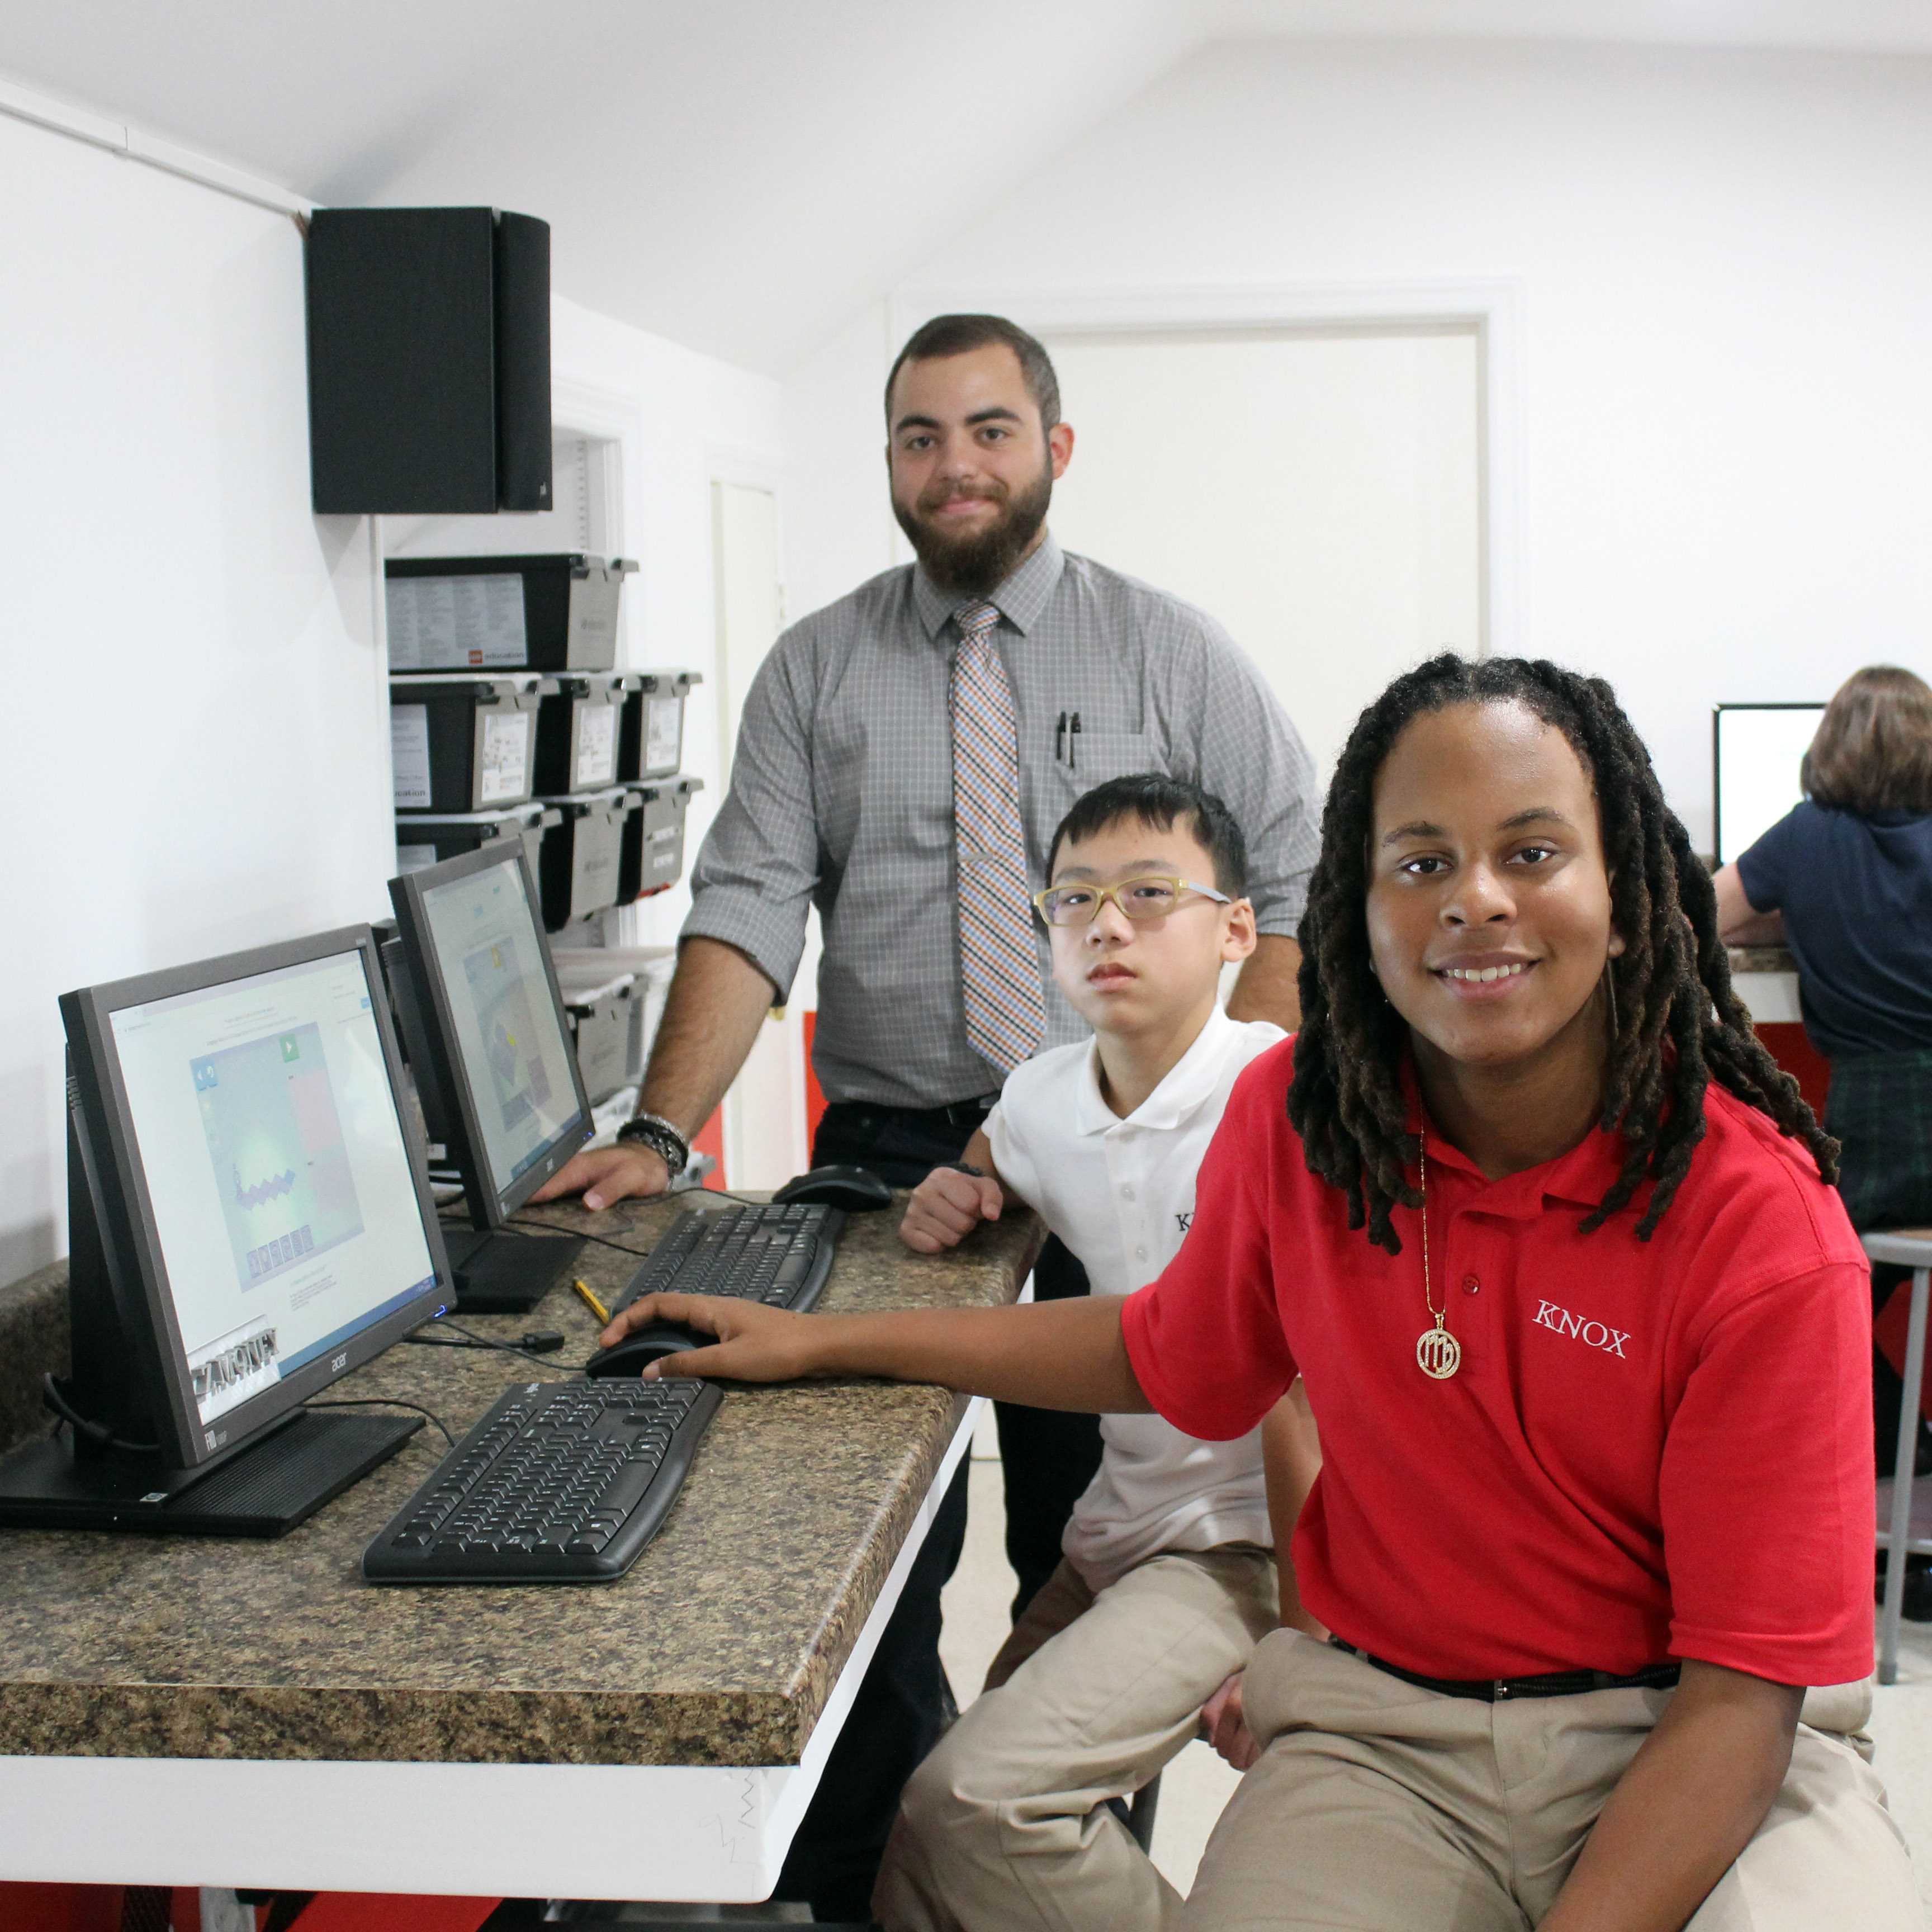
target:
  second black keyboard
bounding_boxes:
[362,1374,721,1583]
[613,1201,846,1318]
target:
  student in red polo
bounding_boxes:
[604,655,1920,1931]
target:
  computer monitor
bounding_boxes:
[1713,702,1825,866]
[385,842,592,1312]
[0,926,449,1536]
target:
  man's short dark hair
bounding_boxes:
[1046,774,1248,896]
[886,315,1061,430]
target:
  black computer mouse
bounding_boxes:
[584,1320,713,1377]
[771,1164,893,1213]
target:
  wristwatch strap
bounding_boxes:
[615,1111,690,1177]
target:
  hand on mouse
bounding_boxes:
[600,1291,831,1384]
[900,1166,1003,1254]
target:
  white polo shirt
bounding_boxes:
[986,1006,1287,1589]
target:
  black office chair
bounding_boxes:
[1107,1770,1162,1853]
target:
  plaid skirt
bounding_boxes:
[1825,1049,1932,1235]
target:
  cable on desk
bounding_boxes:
[505,1216,647,1254]
[504,1193,774,1254]
[424,1316,574,1376]
[40,1372,159,1455]
[303,1398,456,1451]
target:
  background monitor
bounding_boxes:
[385,841,591,1310]
[0,926,449,1535]
[1713,703,1825,866]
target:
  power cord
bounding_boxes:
[504,1193,767,1256]
[303,1398,457,1451]
[419,1315,575,1376]
[407,1328,565,1356]
[40,1374,159,1456]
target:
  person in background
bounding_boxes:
[534,312,1320,1920]
[603,654,1917,1931]
[1715,663,1932,1608]
[877,773,1323,1932]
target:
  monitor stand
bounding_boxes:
[444,1225,586,1313]
[0,1408,420,1538]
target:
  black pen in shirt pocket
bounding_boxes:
[1053,710,1083,766]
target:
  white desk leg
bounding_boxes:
[1881,1267,1930,1684]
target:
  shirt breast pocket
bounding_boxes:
[1045,730,1166,816]
[1031,728,1174,870]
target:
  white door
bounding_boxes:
[1041,329,1483,788]
[711,481,811,1190]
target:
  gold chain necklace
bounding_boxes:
[1415,1142,1461,1380]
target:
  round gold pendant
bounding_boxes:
[1416,1327,1462,1379]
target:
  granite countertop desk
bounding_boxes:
[0,1193,1043,1903]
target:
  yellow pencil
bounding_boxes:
[573,1278,611,1327]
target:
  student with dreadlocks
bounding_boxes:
[600,654,1920,1930]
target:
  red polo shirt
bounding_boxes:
[1120,1041,1874,1686]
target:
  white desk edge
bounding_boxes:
[0,1394,984,1902]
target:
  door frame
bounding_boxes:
[887,280,1522,660]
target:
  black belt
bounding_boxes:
[1329,1637,1681,1703]
[821,1096,999,1131]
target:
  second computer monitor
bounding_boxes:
[387,842,592,1230]
[1713,702,1824,866]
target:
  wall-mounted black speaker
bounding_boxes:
[305,207,553,516]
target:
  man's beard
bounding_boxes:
[893,457,1054,596]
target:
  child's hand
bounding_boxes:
[899,1164,1003,1253]
[1200,1671,1262,1771]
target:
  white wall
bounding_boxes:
[0,112,389,1282]
[546,296,783,949]
[0,110,779,1279]
[784,37,1932,848]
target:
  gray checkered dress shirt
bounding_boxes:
[683,532,1322,1110]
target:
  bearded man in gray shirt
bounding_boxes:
[537,312,1319,1920]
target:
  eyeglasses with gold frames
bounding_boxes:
[1030,875,1231,929]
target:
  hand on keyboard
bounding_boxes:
[599,1290,827,1385]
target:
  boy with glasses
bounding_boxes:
[876,773,1322,1932]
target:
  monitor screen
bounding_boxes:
[388,843,590,1221]
[102,945,441,1437]
[1713,703,1825,866]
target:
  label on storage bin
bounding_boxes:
[576,703,617,787]
[646,696,683,771]
[479,711,532,803]
[396,844,438,874]
[386,574,527,670]
[391,705,432,808]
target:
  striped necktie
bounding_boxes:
[951,599,1048,1074]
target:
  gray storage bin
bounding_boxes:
[619,669,702,781]
[535,785,638,932]
[393,803,561,882]
[551,946,675,1093]
[385,553,637,673]
[622,775,705,902]
[556,970,637,1106]
[533,671,637,795]
[391,673,551,813]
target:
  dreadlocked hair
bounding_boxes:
[1288,653,1838,1254]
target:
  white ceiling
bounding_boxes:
[3,1,1931,375]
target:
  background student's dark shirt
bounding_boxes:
[1737,800,1932,1060]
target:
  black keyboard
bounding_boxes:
[612,1201,846,1317]
[362,1375,721,1584]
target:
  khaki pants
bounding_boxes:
[1183,1629,1925,1931]
[873,1546,1279,1932]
